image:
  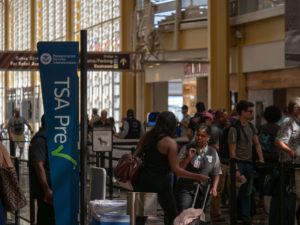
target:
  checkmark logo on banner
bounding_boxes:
[51,145,77,166]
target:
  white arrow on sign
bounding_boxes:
[120,58,127,66]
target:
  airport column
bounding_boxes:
[30,0,36,98]
[30,1,36,223]
[237,27,247,101]
[121,0,136,117]
[208,0,230,111]
[66,0,74,41]
[4,0,9,118]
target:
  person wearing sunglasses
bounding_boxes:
[228,100,264,225]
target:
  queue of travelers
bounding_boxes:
[130,98,300,225]
[89,108,144,139]
[1,97,299,225]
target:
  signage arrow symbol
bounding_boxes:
[120,58,127,66]
[51,144,77,166]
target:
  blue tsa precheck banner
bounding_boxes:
[37,42,79,225]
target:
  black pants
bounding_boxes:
[37,198,55,225]
[134,170,177,225]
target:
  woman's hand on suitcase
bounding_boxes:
[196,174,209,183]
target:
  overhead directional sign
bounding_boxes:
[0,51,38,70]
[87,52,130,71]
[0,51,131,71]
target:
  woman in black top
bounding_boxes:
[134,111,209,225]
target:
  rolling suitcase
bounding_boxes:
[174,180,211,225]
[189,181,211,225]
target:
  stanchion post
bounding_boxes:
[100,152,105,168]
[29,193,35,225]
[130,192,136,225]
[279,162,285,225]
[230,158,237,225]
[14,157,20,225]
[80,29,88,225]
[96,152,100,167]
[109,151,113,199]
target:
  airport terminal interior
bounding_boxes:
[1,0,300,224]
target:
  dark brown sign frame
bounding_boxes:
[0,51,131,71]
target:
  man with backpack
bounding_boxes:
[228,100,264,225]
[118,109,144,139]
[7,107,33,158]
[29,115,55,225]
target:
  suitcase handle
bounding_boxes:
[191,178,211,209]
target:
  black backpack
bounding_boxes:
[219,120,256,163]
[258,125,279,162]
[125,117,141,139]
